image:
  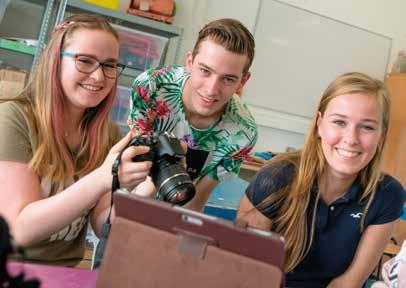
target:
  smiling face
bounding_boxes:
[60,28,119,117]
[317,92,383,180]
[183,39,250,128]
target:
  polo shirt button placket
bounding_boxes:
[330,206,335,211]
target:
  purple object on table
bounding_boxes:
[7,262,98,288]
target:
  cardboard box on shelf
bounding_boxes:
[0,68,28,98]
[128,0,175,24]
[127,8,174,24]
[131,0,174,16]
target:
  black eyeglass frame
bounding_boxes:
[61,51,125,79]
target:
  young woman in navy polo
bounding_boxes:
[237,72,405,288]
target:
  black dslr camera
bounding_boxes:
[128,132,196,206]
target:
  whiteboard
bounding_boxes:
[243,0,392,119]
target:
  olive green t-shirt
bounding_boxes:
[0,100,121,266]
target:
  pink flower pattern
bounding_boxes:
[136,119,153,135]
[151,67,171,78]
[155,100,170,119]
[136,85,149,103]
[230,146,253,160]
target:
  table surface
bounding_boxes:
[7,262,98,288]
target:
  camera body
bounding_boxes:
[128,132,196,206]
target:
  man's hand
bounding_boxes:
[185,175,218,211]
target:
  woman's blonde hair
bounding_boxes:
[257,72,391,272]
[16,14,120,183]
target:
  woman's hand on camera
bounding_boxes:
[96,132,152,193]
[131,176,157,198]
[119,141,152,191]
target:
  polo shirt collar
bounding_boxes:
[311,178,362,204]
[313,178,362,231]
[333,179,361,204]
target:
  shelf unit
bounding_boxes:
[1,0,183,75]
[56,0,181,39]
[0,38,36,55]
[0,0,56,73]
[32,0,57,67]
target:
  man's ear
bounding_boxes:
[186,51,193,72]
[241,71,251,86]
[236,72,251,95]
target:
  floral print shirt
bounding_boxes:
[129,65,258,182]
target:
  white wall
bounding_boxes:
[172,0,260,66]
[278,0,406,68]
[172,0,405,153]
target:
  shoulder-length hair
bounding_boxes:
[257,72,391,272]
[19,14,120,184]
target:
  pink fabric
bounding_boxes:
[7,262,98,288]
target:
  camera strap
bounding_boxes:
[93,151,124,269]
[107,151,123,225]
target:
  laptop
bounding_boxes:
[97,194,285,288]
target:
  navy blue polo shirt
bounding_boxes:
[246,163,405,288]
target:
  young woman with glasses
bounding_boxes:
[0,14,152,266]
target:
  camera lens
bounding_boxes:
[130,133,197,206]
[160,177,195,206]
[152,161,195,206]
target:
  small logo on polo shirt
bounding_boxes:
[350,212,363,219]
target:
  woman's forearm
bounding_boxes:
[13,168,109,246]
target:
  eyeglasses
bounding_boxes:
[61,51,125,79]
